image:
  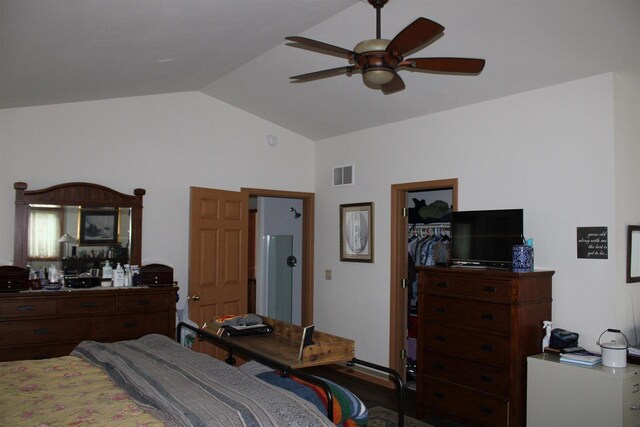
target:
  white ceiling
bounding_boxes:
[2,0,640,141]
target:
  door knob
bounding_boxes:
[190,294,200,301]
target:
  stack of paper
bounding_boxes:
[628,345,640,356]
[559,350,602,367]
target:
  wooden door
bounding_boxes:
[189,187,248,355]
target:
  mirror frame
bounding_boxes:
[627,225,640,283]
[13,182,145,268]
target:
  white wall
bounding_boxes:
[613,69,640,343]
[314,73,637,365]
[0,91,316,306]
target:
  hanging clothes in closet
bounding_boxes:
[408,224,451,300]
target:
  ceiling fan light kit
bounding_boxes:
[285,0,485,94]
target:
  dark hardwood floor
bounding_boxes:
[303,365,467,427]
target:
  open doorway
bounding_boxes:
[242,188,315,327]
[389,179,458,384]
[188,186,314,357]
[250,196,303,325]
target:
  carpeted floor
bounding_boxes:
[367,406,434,427]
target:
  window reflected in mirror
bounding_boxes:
[27,204,132,275]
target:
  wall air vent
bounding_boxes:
[333,165,354,186]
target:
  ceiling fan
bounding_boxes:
[285,0,485,94]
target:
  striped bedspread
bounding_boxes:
[72,334,335,427]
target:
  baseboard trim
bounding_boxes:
[326,362,397,390]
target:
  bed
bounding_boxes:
[0,334,367,426]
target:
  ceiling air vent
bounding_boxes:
[333,165,354,187]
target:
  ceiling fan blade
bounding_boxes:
[380,71,405,95]
[386,17,445,57]
[290,66,356,82]
[285,36,357,60]
[408,58,486,74]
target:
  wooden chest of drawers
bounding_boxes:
[0,286,178,361]
[416,267,553,427]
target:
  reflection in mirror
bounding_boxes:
[27,204,132,275]
[14,182,144,272]
[627,225,640,283]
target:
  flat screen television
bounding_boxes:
[450,209,524,269]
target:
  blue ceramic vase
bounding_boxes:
[512,245,534,272]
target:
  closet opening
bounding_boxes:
[389,179,458,387]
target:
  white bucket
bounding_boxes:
[597,329,628,368]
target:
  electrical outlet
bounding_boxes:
[325,269,332,280]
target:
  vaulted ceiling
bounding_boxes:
[2,0,639,141]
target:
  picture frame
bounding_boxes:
[79,209,119,245]
[298,325,315,361]
[340,202,374,262]
[627,225,640,283]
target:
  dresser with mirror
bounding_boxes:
[1,182,177,361]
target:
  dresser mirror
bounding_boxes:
[13,182,145,273]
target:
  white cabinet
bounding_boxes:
[527,353,640,427]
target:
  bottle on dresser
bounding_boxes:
[101,261,113,287]
[113,263,125,287]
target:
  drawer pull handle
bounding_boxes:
[483,286,497,293]
[436,282,449,288]
[124,322,138,328]
[80,302,97,308]
[481,344,494,352]
[435,335,446,342]
[435,307,447,314]
[33,328,50,335]
[434,392,445,400]
[480,375,493,383]
[137,299,151,305]
[481,313,494,320]
[18,305,35,311]
[434,363,445,370]
[479,406,493,415]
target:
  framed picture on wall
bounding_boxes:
[79,209,119,245]
[340,202,374,262]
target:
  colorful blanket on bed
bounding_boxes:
[240,361,368,427]
[72,334,335,427]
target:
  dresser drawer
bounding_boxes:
[0,297,57,318]
[423,324,510,367]
[58,295,116,314]
[422,351,509,397]
[426,275,513,301]
[90,312,172,341]
[422,376,509,427]
[118,292,171,312]
[424,296,511,335]
[0,317,87,346]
